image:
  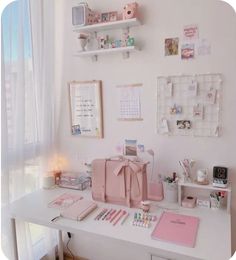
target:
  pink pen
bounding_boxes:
[107,209,116,221]
[106,209,116,220]
[110,209,121,223]
[113,210,126,226]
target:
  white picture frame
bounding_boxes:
[68,80,103,138]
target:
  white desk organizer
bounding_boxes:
[163,182,178,203]
[178,181,231,213]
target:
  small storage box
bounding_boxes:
[59,174,91,190]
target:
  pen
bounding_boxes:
[110,209,121,223]
[106,209,115,220]
[94,208,105,220]
[107,209,116,221]
[51,215,61,222]
[97,209,108,220]
[121,212,129,225]
[113,210,126,226]
[95,208,107,220]
[102,209,113,220]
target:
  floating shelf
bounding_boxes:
[74,46,140,60]
[73,18,141,33]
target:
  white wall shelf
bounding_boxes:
[74,46,140,61]
[73,18,141,61]
[178,181,231,213]
[73,18,141,33]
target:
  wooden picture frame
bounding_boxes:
[68,80,103,138]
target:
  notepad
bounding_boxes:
[151,211,199,248]
[61,199,97,221]
[48,193,83,209]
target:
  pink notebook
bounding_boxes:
[151,211,199,248]
[61,199,97,221]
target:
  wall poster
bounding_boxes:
[68,80,103,138]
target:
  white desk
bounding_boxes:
[9,188,231,260]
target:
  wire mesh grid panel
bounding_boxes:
[156,74,222,137]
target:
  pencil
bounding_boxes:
[121,212,129,225]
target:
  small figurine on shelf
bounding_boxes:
[115,40,122,48]
[97,35,109,49]
[127,36,135,46]
[122,31,129,47]
[93,12,101,24]
[78,33,89,51]
[123,2,139,20]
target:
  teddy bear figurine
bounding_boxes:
[123,2,138,20]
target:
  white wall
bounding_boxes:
[56,0,236,257]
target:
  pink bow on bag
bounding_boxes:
[113,160,142,198]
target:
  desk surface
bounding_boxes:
[9,188,231,260]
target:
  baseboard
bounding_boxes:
[64,252,88,260]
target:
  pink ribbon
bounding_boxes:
[113,160,142,199]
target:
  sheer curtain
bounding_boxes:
[1,0,59,259]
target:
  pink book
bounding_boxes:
[61,199,97,221]
[151,211,199,248]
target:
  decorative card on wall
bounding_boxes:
[68,80,103,138]
[165,38,179,56]
[181,43,195,59]
[117,83,143,121]
[183,24,199,41]
[157,74,222,137]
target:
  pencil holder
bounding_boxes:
[210,197,222,209]
[163,181,178,203]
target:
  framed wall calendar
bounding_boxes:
[68,80,103,138]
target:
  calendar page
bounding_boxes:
[117,84,142,120]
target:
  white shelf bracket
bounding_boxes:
[122,27,130,34]
[122,51,130,59]
[92,55,98,62]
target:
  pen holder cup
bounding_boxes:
[210,197,222,209]
[163,182,178,203]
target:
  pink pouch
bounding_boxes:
[92,158,148,208]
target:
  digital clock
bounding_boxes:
[213,166,228,188]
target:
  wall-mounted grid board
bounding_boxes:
[157,74,222,137]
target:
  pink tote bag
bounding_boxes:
[92,158,148,208]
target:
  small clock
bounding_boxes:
[213,166,228,188]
